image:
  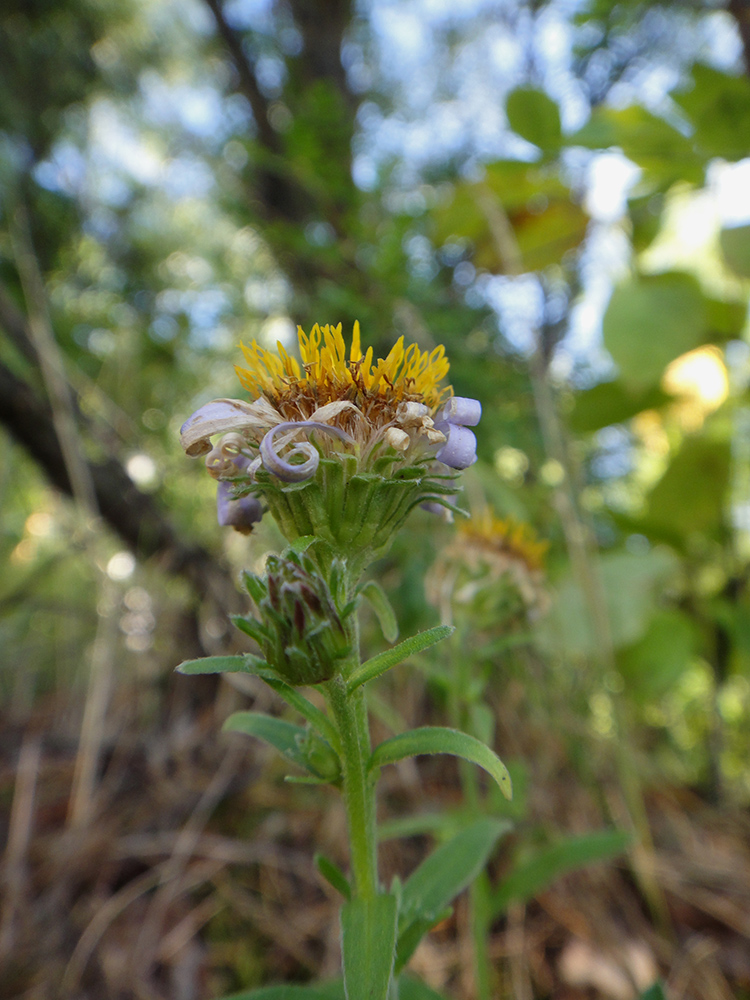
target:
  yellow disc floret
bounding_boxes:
[236,322,451,411]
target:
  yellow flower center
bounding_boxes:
[460,512,549,572]
[236,322,451,412]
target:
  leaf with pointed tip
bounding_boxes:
[315,853,351,900]
[369,727,512,800]
[395,818,511,970]
[491,829,630,915]
[347,626,454,694]
[176,654,267,675]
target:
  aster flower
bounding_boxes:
[180,323,481,566]
[428,510,549,624]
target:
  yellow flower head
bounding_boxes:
[236,321,451,417]
[459,511,549,572]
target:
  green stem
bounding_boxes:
[326,673,378,900]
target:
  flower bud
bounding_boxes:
[252,551,352,685]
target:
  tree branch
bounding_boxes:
[0,359,228,600]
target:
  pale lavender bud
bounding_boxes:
[217,482,263,533]
[434,422,477,470]
[441,396,482,427]
[259,421,355,482]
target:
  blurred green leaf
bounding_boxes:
[568,380,671,433]
[645,435,731,538]
[397,976,450,1000]
[639,983,667,1000]
[617,609,699,700]
[571,106,703,184]
[431,161,588,273]
[537,548,679,657]
[673,64,750,162]
[359,579,399,643]
[492,830,630,915]
[603,272,708,392]
[506,87,562,154]
[719,225,750,279]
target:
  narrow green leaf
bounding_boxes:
[260,674,341,753]
[491,830,630,916]
[359,579,399,643]
[222,711,310,772]
[315,853,351,900]
[175,654,266,675]
[347,626,454,694]
[369,727,512,800]
[395,818,511,971]
[341,893,398,1000]
[240,570,267,605]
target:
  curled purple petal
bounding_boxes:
[435,422,478,470]
[441,396,482,427]
[259,421,355,483]
[217,482,264,533]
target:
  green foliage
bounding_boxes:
[505,87,562,156]
[537,548,679,658]
[341,894,398,1000]
[644,435,731,540]
[572,105,703,185]
[395,819,511,971]
[346,625,454,694]
[491,830,631,915]
[568,379,671,433]
[617,609,699,701]
[431,160,589,273]
[369,727,512,800]
[720,224,750,278]
[672,64,750,162]
[176,654,266,675]
[315,854,351,901]
[358,579,399,644]
[602,273,708,392]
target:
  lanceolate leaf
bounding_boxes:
[359,579,399,643]
[341,893,398,1000]
[222,712,310,772]
[369,728,512,800]
[175,654,267,675]
[315,853,351,901]
[395,818,511,970]
[491,829,630,916]
[346,626,454,694]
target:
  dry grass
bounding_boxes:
[1,669,749,1000]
